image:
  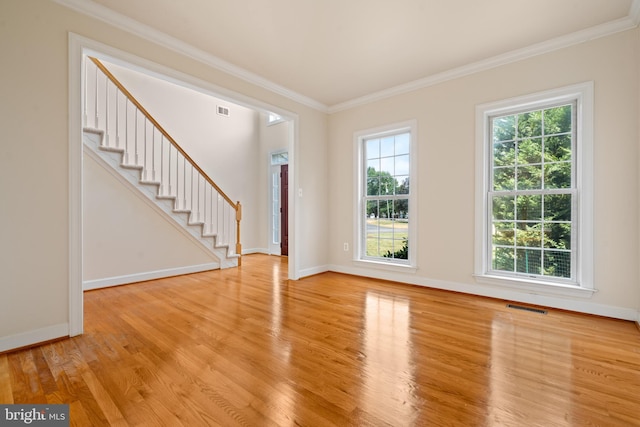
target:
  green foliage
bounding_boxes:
[383,238,408,260]
[490,104,574,279]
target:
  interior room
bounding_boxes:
[1,0,639,425]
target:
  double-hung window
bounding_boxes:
[355,121,417,268]
[475,83,594,294]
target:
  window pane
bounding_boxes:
[366,139,380,159]
[493,195,515,220]
[516,195,542,221]
[493,247,514,272]
[518,138,542,165]
[516,249,542,274]
[395,154,410,176]
[544,135,571,162]
[544,162,571,189]
[395,133,410,155]
[516,223,541,247]
[380,157,394,175]
[517,165,542,190]
[544,194,571,221]
[493,222,514,245]
[396,176,409,195]
[494,141,515,167]
[393,199,409,220]
[493,167,515,191]
[381,136,394,157]
[366,173,380,196]
[493,115,515,142]
[517,110,542,138]
[543,251,571,278]
[366,200,379,219]
[544,223,571,250]
[544,105,572,135]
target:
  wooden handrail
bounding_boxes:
[89,56,242,259]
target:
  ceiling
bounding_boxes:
[65,0,638,109]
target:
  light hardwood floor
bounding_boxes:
[1,254,639,426]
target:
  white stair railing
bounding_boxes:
[84,56,242,263]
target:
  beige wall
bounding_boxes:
[328,29,640,314]
[0,0,328,347]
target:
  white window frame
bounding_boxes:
[354,120,418,272]
[474,83,595,297]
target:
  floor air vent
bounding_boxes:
[507,304,547,314]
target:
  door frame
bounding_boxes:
[68,33,300,336]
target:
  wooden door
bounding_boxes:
[280,164,289,256]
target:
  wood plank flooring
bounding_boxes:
[1,254,640,426]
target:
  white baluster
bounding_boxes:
[83,59,88,127]
[183,157,187,210]
[115,90,120,148]
[134,109,139,166]
[168,143,172,196]
[104,78,109,146]
[160,135,165,195]
[94,65,98,129]
[151,127,156,182]
[142,119,147,180]
[198,175,202,223]
[125,101,130,164]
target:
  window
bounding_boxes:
[355,121,417,268]
[475,83,594,294]
[267,112,284,126]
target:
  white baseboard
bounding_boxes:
[83,263,220,290]
[242,248,269,255]
[327,264,638,321]
[299,264,330,279]
[0,323,69,353]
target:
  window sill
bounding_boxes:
[473,274,596,298]
[354,259,417,274]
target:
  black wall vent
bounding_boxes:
[507,304,547,314]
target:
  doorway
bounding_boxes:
[269,150,288,256]
[69,35,300,336]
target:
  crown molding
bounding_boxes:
[52,0,329,112]
[328,2,640,113]
[53,0,639,115]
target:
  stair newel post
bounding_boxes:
[236,201,242,264]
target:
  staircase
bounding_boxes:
[83,57,241,269]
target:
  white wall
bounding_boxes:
[83,153,217,283]
[328,29,640,319]
[0,0,329,350]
